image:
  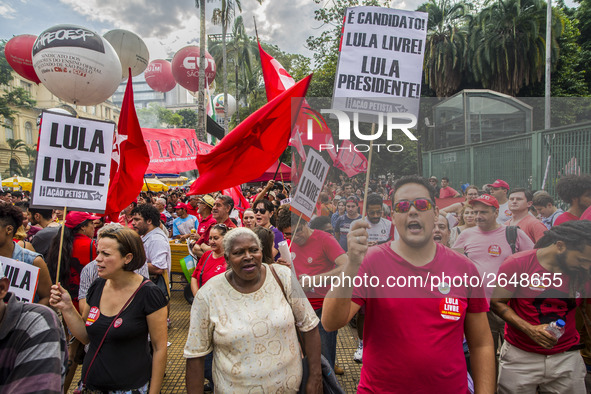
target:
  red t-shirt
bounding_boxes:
[186,204,199,217]
[352,243,488,393]
[70,234,97,309]
[291,230,345,309]
[439,186,459,198]
[191,250,226,288]
[197,214,216,238]
[197,218,237,245]
[505,214,548,243]
[498,249,589,355]
[581,206,591,221]
[553,211,579,226]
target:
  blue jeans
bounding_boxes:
[315,308,337,369]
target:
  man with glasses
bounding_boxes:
[334,196,362,252]
[322,175,495,393]
[192,195,237,258]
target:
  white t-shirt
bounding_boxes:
[497,201,513,224]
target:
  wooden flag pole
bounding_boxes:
[55,206,68,284]
[361,123,376,216]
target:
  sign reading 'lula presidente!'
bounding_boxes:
[31,111,114,212]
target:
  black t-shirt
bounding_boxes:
[81,278,167,390]
[31,225,60,259]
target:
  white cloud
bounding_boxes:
[0,2,17,19]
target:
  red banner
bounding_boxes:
[142,128,213,174]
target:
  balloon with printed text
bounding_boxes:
[103,29,149,80]
[4,34,41,84]
[32,24,122,106]
[144,59,176,92]
[171,45,216,92]
[213,93,237,117]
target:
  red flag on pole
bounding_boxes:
[105,69,150,220]
[333,140,368,177]
[188,75,312,195]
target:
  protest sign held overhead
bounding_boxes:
[333,6,427,121]
[0,257,40,303]
[291,149,329,221]
[32,111,114,212]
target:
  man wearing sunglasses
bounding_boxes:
[321,175,495,393]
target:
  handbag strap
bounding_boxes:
[198,252,213,288]
[268,264,306,357]
[83,279,150,385]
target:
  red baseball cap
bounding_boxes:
[486,179,510,190]
[469,194,500,210]
[174,202,187,210]
[65,211,100,229]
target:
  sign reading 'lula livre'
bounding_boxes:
[31,111,114,212]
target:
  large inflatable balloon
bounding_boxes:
[4,35,41,84]
[171,46,216,92]
[32,25,122,106]
[213,93,237,117]
[103,29,149,79]
[144,59,176,92]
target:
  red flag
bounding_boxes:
[188,75,312,195]
[105,70,150,220]
[222,186,250,213]
[333,140,368,177]
[258,42,338,160]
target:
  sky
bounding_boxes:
[0,0,427,61]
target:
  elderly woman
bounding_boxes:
[185,227,322,393]
[50,227,168,393]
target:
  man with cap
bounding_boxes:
[486,179,512,224]
[196,194,216,238]
[173,202,198,241]
[453,194,534,352]
[429,176,440,198]
[0,260,68,392]
[334,195,362,252]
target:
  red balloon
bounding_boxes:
[5,34,41,84]
[171,46,216,92]
[144,59,176,93]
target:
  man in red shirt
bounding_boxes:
[191,195,236,258]
[505,188,548,243]
[491,221,591,393]
[291,213,347,370]
[322,176,495,393]
[186,195,199,218]
[554,175,591,225]
[439,176,461,198]
[196,194,216,238]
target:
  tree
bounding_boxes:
[575,0,591,92]
[468,0,564,96]
[177,109,199,129]
[6,138,26,175]
[212,0,262,133]
[419,0,472,97]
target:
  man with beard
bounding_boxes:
[354,193,394,247]
[491,221,591,393]
[322,176,495,393]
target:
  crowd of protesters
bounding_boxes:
[0,172,591,392]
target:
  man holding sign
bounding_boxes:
[0,204,51,305]
[0,260,67,392]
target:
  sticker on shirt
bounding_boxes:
[86,306,100,326]
[440,298,464,321]
[505,210,512,217]
[307,257,313,264]
[488,245,501,257]
[114,318,123,328]
[438,282,451,295]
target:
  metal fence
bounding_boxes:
[422,121,591,200]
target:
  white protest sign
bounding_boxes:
[0,256,40,303]
[332,6,427,121]
[31,112,114,212]
[291,150,329,221]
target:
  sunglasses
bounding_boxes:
[253,208,267,214]
[393,198,434,213]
